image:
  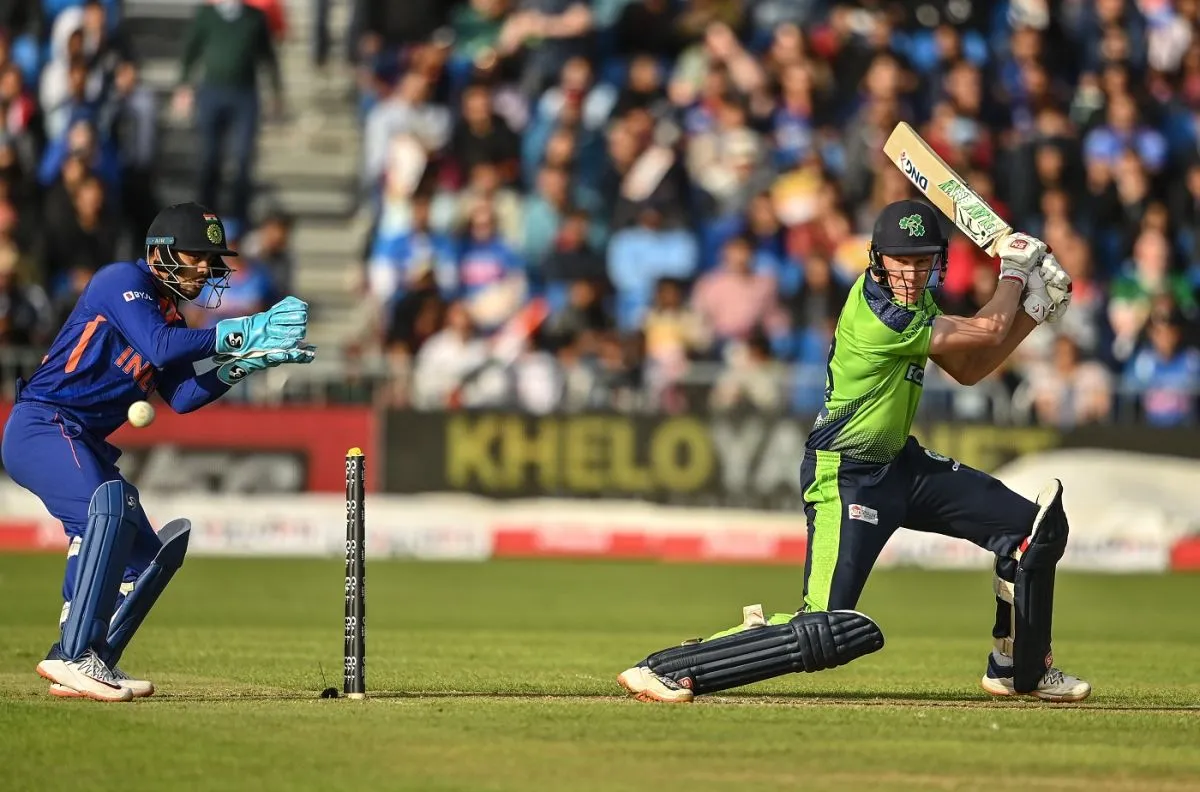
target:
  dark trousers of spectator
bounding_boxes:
[195,85,259,225]
[121,166,159,257]
[313,0,364,67]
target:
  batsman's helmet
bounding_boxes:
[145,202,238,308]
[868,199,948,297]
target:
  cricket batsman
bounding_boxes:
[1,202,316,701]
[618,199,1089,704]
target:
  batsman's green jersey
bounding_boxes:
[807,274,942,464]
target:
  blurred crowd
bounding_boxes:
[354,0,1200,427]
[0,0,295,383]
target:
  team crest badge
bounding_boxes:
[207,222,224,245]
[899,214,925,237]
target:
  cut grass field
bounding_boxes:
[1,556,1199,791]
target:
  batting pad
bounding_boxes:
[60,481,140,660]
[645,610,884,695]
[1013,479,1069,693]
[104,519,191,667]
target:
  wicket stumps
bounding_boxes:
[344,447,366,699]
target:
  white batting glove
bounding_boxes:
[1037,253,1072,324]
[1022,269,1053,325]
[997,232,1049,289]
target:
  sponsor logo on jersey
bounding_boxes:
[848,503,879,525]
[905,362,925,386]
[898,151,929,191]
[924,448,960,469]
[123,290,153,303]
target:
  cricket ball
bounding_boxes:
[128,400,156,428]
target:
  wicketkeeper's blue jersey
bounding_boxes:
[17,260,226,438]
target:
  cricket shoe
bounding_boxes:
[37,649,133,702]
[617,665,694,704]
[980,652,1092,703]
[40,644,153,698]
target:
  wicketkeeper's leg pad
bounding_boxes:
[644,610,884,695]
[60,481,141,660]
[103,519,191,667]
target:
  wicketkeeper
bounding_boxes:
[618,200,1089,704]
[1,203,316,700]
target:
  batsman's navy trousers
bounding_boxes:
[800,436,1036,611]
[2,401,161,606]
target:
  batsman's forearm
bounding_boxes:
[974,279,1024,339]
[964,311,1038,383]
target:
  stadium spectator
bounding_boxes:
[1109,229,1197,363]
[243,209,296,296]
[607,205,697,332]
[40,173,115,289]
[1123,307,1200,427]
[369,191,457,312]
[0,243,51,349]
[176,0,282,227]
[710,329,786,413]
[642,276,710,379]
[452,82,520,184]
[362,71,451,194]
[1025,335,1114,429]
[691,235,788,347]
[456,201,526,332]
[412,300,489,408]
[100,59,158,254]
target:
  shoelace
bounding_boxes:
[76,651,120,684]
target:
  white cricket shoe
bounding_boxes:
[617,665,694,704]
[37,650,134,702]
[47,665,154,699]
[980,652,1092,703]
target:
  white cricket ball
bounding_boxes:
[127,400,156,428]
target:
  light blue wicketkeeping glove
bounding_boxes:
[216,345,317,385]
[214,296,309,356]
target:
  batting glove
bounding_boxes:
[1022,270,1054,325]
[1037,254,1072,324]
[997,233,1049,289]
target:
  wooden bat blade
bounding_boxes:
[883,122,1012,256]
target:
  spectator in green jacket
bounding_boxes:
[174,0,282,228]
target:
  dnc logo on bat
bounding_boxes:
[899,151,929,190]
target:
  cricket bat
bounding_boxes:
[883,122,1012,256]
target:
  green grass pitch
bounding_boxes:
[1,556,1198,791]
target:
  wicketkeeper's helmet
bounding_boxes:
[145,202,238,308]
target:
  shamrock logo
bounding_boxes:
[898,214,925,237]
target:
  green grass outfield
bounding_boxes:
[1,556,1198,791]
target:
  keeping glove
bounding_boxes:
[215,296,309,356]
[216,345,317,385]
[997,233,1049,289]
[1037,253,1072,324]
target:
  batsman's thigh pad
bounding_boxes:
[104,519,191,666]
[1013,480,1069,693]
[645,610,884,695]
[60,481,141,659]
